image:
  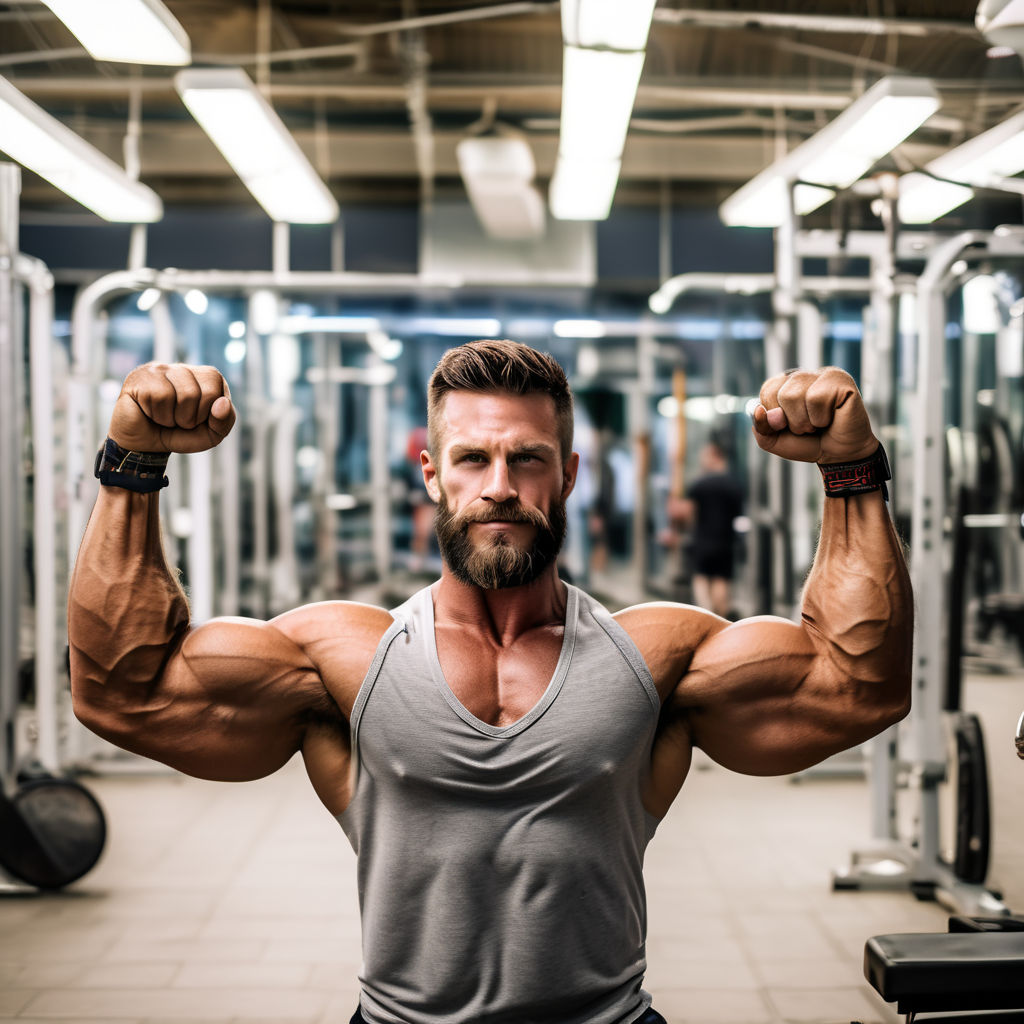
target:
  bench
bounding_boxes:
[865,926,1024,1022]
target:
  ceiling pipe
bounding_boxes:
[653,8,979,37]
[334,2,557,37]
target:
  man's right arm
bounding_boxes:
[69,363,347,782]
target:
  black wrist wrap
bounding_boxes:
[94,437,169,493]
[818,443,890,501]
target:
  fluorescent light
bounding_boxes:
[561,0,658,51]
[224,339,246,364]
[977,0,1024,50]
[559,47,645,163]
[720,76,940,227]
[963,274,1001,334]
[407,317,502,337]
[549,156,621,220]
[898,110,1024,223]
[281,315,381,334]
[553,319,606,338]
[38,0,190,66]
[929,109,1024,184]
[456,136,545,240]
[800,94,940,189]
[183,289,208,314]
[0,75,162,222]
[175,68,339,224]
[457,135,535,182]
[719,175,836,228]
[897,172,975,224]
[551,0,655,223]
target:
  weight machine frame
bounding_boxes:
[833,226,1024,916]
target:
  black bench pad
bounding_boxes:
[865,933,1024,1013]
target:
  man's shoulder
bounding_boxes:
[611,600,726,696]
[271,599,397,647]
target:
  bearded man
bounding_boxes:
[69,339,912,1024]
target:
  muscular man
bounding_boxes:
[69,340,912,1024]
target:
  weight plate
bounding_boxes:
[3,778,107,889]
[953,712,991,885]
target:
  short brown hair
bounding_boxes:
[427,339,574,461]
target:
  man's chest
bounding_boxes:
[434,625,565,728]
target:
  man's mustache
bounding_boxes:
[456,501,550,530]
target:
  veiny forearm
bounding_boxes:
[69,488,189,706]
[801,492,913,710]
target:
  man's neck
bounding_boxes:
[433,565,568,644]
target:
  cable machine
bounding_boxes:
[833,227,1024,915]
[0,163,106,891]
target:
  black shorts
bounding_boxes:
[691,544,734,580]
[349,1007,668,1024]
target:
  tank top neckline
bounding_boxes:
[421,583,580,739]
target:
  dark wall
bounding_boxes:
[19,202,772,283]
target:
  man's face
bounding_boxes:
[421,391,578,590]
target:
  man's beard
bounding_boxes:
[434,492,566,590]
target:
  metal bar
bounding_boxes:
[369,361,392,583]
[335,2,556,37]
[0,163,20,790]
[653,8,977,37]
[23,254,59,772]
[912,231,990,767]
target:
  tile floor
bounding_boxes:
[0,669,1021,1024]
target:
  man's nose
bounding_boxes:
[481,459,517,502]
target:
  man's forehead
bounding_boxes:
[438,390,560,444]
[440,389,557,423]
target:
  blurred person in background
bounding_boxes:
[667,438,745,618]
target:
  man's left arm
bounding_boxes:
[674,367,913,776]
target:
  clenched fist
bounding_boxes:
[109,363,236,455]
[751,367,877,465]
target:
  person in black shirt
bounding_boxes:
[669,440,745,618]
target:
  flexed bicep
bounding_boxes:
[675,615,852,776]
[73,615,331,782]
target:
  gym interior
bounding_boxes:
[2,1,1024,1022]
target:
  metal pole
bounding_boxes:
[767,180,799,614]
[24,255,59,771]
[311,332,337,600]
[912,232,989,769]
[184,316,214,624]
[216,427,241,616]
[247,307,269,617]
[0,163,21,790]
[272,222,290,278]
[791,300,822,581]
[631,333,656,594]
[368,358,392,583]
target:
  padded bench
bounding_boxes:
[865,930,1024,1021]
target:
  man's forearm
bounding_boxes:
[69,488,189,700]
[801,492,913,700]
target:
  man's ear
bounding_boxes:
[421,449,441,503]
[561,451,580,501]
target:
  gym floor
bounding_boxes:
[0,668,1020,1024]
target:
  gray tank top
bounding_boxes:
[338,583,662,1024]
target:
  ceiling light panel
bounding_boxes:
[175,68,338,224]
[720,76,940,227]
[560,0,658,50]
[559,47,645,164]
[0,75,162,222]
[38,0,191,66]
